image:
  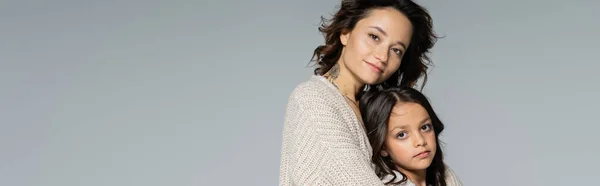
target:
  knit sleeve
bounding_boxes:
[282,89,385,185]
[444,165,463,186]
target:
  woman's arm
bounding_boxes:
[445,165,463,186]
[281,90,384,186]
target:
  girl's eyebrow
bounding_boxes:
[420,117,431,124]
[390,125,407,131]
[389,117,432,132]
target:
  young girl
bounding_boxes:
[359,87,462,186]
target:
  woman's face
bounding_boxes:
[382,102,437,172]
[339,7,413,85]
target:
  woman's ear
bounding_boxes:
[340,29,350,46]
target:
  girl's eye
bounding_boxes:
[369,34,379,41]
[391,48,403,56]
[396,132,407,139]
[421,124,433,131]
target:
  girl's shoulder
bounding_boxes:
[381,170,415,186]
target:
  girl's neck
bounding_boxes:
[324,63,364,101]
[397,167,427,186]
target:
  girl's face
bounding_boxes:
[338,7,413,85]
[382,102,437,172]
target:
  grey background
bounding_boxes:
[1,0,598,185]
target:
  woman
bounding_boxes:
[279,0,461,185]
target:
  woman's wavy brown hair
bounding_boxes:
[310,0,439,92]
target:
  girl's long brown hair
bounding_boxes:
[359,87,447,186]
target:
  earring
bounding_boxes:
[381,151,388,157]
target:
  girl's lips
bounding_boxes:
[414,150,430,158]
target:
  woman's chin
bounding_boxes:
[359,76,384,86]
[353,72,375,84]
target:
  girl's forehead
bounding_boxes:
[388,103,429,127]
[390,102,426,116]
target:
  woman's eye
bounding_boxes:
[369,34,379,41]
[391,48,403,56]
[396,132,407,139]
[421,124,433,131]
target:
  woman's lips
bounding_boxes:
[365,61,383,73]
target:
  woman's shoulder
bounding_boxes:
[444,164,463,186]
[288,75,339,103]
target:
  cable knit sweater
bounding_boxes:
[279,75,463,186]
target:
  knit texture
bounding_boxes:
[279,75,462,186]
[381,170,423,186]
[382,169,463,186]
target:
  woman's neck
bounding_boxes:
[397,167,427,186]
[324,63,364,101]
